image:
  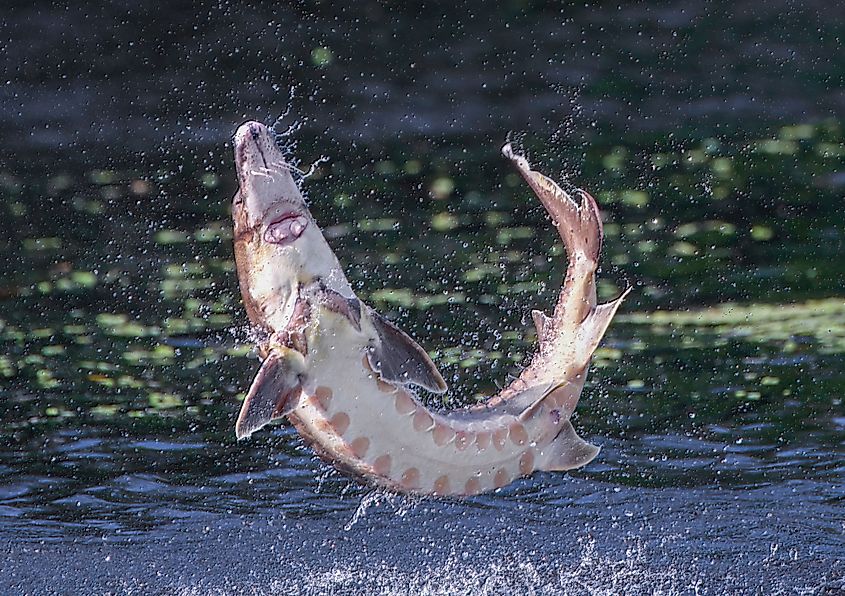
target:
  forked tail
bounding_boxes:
[495,145,630,470]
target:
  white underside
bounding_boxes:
[289,306,568,495]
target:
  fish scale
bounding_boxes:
[229,120,629,496]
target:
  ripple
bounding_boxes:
[129,440,207,451]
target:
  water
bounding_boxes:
[1,2,844,594]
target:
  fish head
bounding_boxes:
[231,120,354,333]
[232,120,311,247]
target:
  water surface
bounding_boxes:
[1,2,843,594]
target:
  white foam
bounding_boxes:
[161,537,696,596]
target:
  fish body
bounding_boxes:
[231,121,628,496]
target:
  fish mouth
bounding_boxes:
[264,212,309,245]
[233,120,306,228]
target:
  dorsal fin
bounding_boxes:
[531,309,550,341]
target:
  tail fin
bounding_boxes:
[502,143,627,367]
[538,419,600,472]
[502,143,603,266]
[489,145,628,428]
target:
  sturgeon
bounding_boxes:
[230,120,629,496]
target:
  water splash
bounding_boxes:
[163,536,698,596]
[229,323,270,353]
[548,85,586,187]
[344,490,415,531]
[266,87,330,191]
[271,86,299,138]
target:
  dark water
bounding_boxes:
[1,2,844,594]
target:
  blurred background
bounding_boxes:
[1,1,843,593]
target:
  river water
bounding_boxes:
[1,1,843,594]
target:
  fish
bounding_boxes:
[230,120,629,496]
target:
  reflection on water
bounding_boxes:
[1,1,844,593]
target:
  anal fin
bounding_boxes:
[577,288,631,360]
[539,420,600,472]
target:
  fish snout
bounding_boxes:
[233,121,304,226]
[234,120,269,148]
[234,121,275,173]
[233,120,294,176]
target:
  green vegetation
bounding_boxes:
[0,121,842,491]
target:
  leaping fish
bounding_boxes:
[230,121,629,496]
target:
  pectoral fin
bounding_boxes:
[235,348,305,440]
[366,309,448,394]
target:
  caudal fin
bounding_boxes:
[502,143,603,265]
[502,143,627,368]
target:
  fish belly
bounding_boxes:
[289,317,543,496]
